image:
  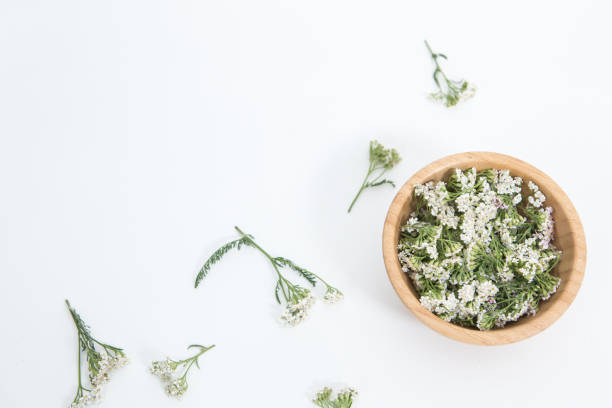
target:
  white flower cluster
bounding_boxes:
[496,169,522,195]
[399,168,562,330]
[70,353,129,408]
[528,181,546,207]
[151,358,189,399]
[430,81,477,107]
[151,358,174,381]
[537,206,555,250]
[165,378,189,398]
[323,286,344,304]
[414,181,459,228]
[280,291,316,326]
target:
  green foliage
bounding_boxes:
[313,387,358,408]
[477,311,497,331]
[523,205,547,229]
[449,261,473,284]
[194,236,253,288]
[274,257,318,287]
[401,223,441,248]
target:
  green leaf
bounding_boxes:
[194,236,253,288]
[274,281,282,304]
[367,179,395,188]
[273,257,318,287]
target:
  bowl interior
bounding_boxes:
[383,152,586,345]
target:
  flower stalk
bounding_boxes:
[195,226,343,326]
[347,140,401,213]
[66,300,128,408]
[151,344,215,399]
[425,40,475,107]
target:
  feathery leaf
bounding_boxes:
[274,257,318,287]
[194,236,253,288]
[274,281,282,304]
[367,179,396,188]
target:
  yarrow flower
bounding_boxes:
[347,140,401,213]
[323,286,344,304]
[150,344,215,399]
[313,387,358,408]
[280,290,316,327]
[527,181,546,208]
[195,226,343,327]
[425,40,476,107]
[65,300,128,408]
[398,169,562,330]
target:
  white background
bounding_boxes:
[1,1,611,407]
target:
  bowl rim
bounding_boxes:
[382,151,587,346]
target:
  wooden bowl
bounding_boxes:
[382,152,586,345]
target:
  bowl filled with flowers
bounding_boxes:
[382,152,586,345]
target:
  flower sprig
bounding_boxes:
[313,387,358,408]
[195,226,343,326]
[65,300,128,408]
[150,344,215,399]
[347,140,401,213]
[425,40,475,107]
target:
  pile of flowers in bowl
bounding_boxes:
[397,168,562,330]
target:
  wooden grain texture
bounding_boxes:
[382,152,587,346]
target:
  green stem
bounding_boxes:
[235,226,290,278]
[234,226,274,262]
[176,345,216,365]
[424,40,435,58]
[77,338,82,390]
[234,226,311,300]
[234,226,285,279]
[348,164,374,213]
[67,299,84,402]
[347,186,365,213]
[177,345,215,379]
[424,40,449,84]
[180,360,196,380]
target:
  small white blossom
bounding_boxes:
[420,295,441,312]
[537,206,555,249]
[165,378,188,399]
[422,263,450,283]
[527,181,546,207]
[151,358,174,381]
[477,280,499,300]
[414,181,460,228]
[457,283,475,303]
[323,287,344,304]
[495,170,522,194]
[280,292,315,326]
